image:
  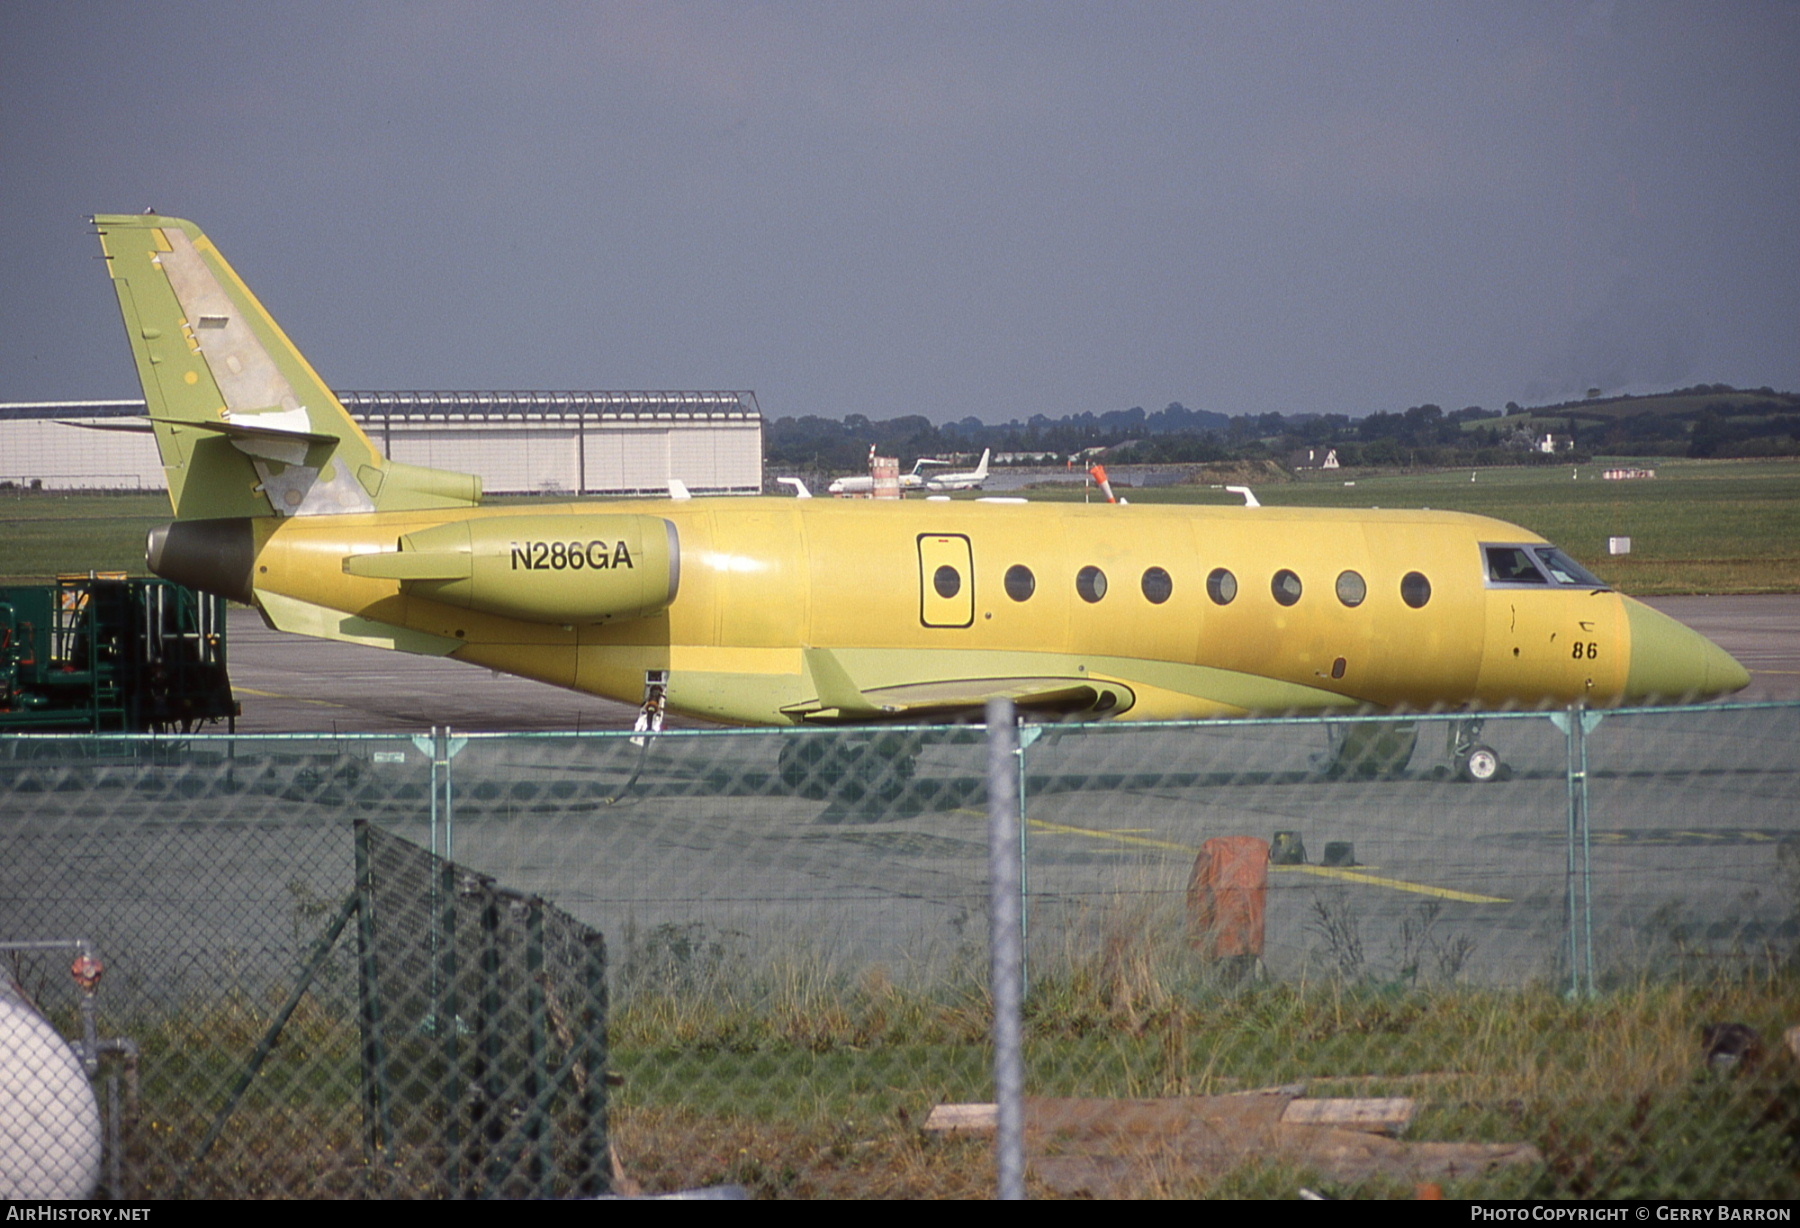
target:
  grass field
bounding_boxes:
[127,971,1800,1198]
[0,490,171,581]
[1030,457,1800,595]
[2,457,1796,593]
[1293,459,1800,596]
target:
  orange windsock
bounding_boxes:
[1088,464,1116,503]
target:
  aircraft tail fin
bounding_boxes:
[93,214,480,519]
[972,448,990,480]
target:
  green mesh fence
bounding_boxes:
[1,705,1796,1198]
[353,822,611,1198]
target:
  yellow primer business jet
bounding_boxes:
[96,215,1748,781]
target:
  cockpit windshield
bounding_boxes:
[1533,546,1606,588]
[1485,545,1547,584]
[1484,543,1608,590]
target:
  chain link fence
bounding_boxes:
[1,703,1796,1198]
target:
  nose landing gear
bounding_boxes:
[1449,720,1504,783]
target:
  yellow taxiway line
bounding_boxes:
[1273,862,1509,904]
[1025,819,1510,904]
[234,687,348,709]
[1028,818,1194,854]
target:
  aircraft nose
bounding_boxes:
[1623,599,1751,702]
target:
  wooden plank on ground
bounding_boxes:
[924,1103,996,1134]
[1281,1097,1415,1136]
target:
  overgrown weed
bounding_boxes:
[92,938,1800,1196]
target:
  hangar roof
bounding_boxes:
[0,391,761,423]
[340,390,760,421]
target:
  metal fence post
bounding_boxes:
[423,726,442,860]
[413,726,467,862]
[986,697,1025,1201]
[526,898,552,1196]
[579,931,613,1198]
[1576,710,1600,995]
[1552,705,1601,998]
[352,820,393,1157]
[439,856,464,1196]
[476,879,505,1195]
[443,726,458,864]
[1016,724,1042,993]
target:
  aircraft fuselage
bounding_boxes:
[153,496,1748,725]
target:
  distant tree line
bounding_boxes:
[763,386,1799,472]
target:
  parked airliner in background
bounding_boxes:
[825,450,990,496]
[96,215,1748,788]
[917,450,989,491]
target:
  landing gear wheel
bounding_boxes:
[1457,745,1501,783]
[777,734,917,803]
[778,738,834,800]
[1325,721,1419,779]
[841,731,917,803]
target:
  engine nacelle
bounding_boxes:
[345,514,680,625]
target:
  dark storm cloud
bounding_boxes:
[1525,277,1698,402]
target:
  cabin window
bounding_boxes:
[1401,571,1432,608]
[1271,569,1302,607]
[933,565,962,599]
[1141,566,1173,604]
[1004,564,1036,602]
[1335,570,1367,607]
[1206,568,1237,605]
[1076,566,1108,603]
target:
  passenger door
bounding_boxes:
[918,533,974,628]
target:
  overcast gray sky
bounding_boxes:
[3,2,1795,424]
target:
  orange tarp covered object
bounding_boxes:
[1187,836,1269,959]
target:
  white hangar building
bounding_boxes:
[0,391,764,497]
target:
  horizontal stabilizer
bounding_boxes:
[150,415,339,466]
[58,418,155,434]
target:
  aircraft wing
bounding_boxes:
[785,649,1134,721]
